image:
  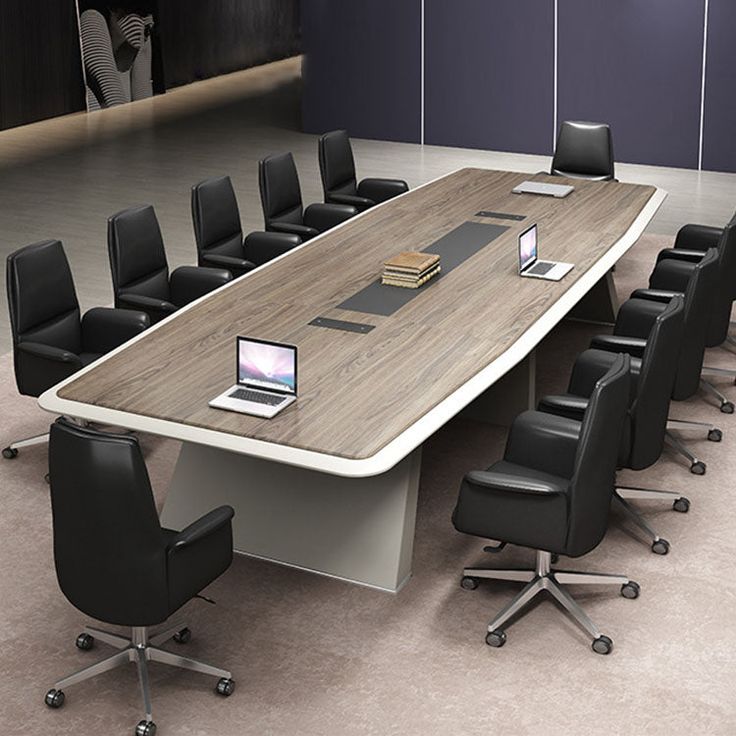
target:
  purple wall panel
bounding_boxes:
[702,0,736,173]
[301,0,421,143]
[558,0,704,169]
[424,0,554,155]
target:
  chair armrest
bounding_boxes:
[537,394,589,422]
[201,252,255,276]
[244,231,301,266]
[674,223,722,252]
[463,471,560,496]
[357,178,409,204]
[168,506,235,551]
[630,288,682,303]
[15,341,83,396]
[304,203,357,232]
[170,266,232,307]
[118,292,177,324]
[268,221,320,240]
[504,410,580,479]
[327,193,375,210]
[589,335,648,358]
[82,307,149,354]
[656,248,705,264]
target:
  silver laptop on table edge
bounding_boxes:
[209,336,297,418]
[513,180,575,198]
[518,223,573,281]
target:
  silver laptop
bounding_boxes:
[513,180,574,198]
[209,336,297,418]
[518,224,573,281]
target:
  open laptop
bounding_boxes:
[209,336,297,418]
[518,223,573,281]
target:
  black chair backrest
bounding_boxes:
[629,295,685,469]
[191,176,244,263]
[552,121,615,180]
[259,152,304,227]
[706,213,736,346]
[671,247,719,399]
[319,130,358,198]
[49,419,170,626]
[108,205,170,303]
[566,354,630,556]
[7,240,82,355]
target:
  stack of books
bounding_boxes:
[382,252,441,289]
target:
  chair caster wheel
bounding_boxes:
[551,553,559,564]
[45,689,65,708]
[485,630,506,648]
[620,581,640,599]
[652,539,670,555]
[720,401,734,414]
[135,720,157,736]
[461,576,479,591]
[673,497,690,513]
[173,627,191,644]
[216,677,235,696]
[75,633,94,651]
[592,635,613,655]
[2,447,18,459]
[690,461,706,475]
[44,473,50,484]
[708,428,723,442]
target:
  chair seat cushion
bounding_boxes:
[453,460,569,554]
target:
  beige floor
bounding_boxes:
[0,234,735,736]
[0,56,735,354]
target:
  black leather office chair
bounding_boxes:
[3,240,149,461]
[649,213,736,412]
[44,419,236,736]
[259,152,357,240]
[539,296,686,555]
[455,355,637,654]
[108,204,233,324]
[191,175,301,276]
[551,121,616,181]
[318,130,409,211]
[591,248,721,474]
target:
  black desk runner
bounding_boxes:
[336,221,509,317]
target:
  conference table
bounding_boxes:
[40,169,666,592]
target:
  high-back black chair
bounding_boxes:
[318,130,409,211]
[454,355,636,654]
[191,176,301,277]
[648,213,736,412]
[258,152,357,241]
[590,248,720,474]
[551,121,616,181]
[3,240,148,462]
[108,204,233,324]
[539,296,686,554]
[44,419,236,736]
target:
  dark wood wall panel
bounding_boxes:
[0,0,85,130]
[158,0,300,89]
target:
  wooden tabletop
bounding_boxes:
[51,169,658,467]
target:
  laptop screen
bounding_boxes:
[237,337,297,395]
[518,224,538,273]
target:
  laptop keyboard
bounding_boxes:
[228,388,285,406]
[527,261,555,276]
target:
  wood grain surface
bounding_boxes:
[59,169,656,459]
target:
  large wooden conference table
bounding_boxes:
[40,169,665,592]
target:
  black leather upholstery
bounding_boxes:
[453,355,630,558]
[653,213,736,347]
[318,130,409,210]
[48,419,234,627]
[540,296,685,472]
[108,204,232,323]
[6,240,149,397]
[551,121,616,181]
[259,152,358,240]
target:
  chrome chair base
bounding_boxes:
[2,432,49,458]
[665,417,724,475]
[45,624,234,734]
[462,550,639,655]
